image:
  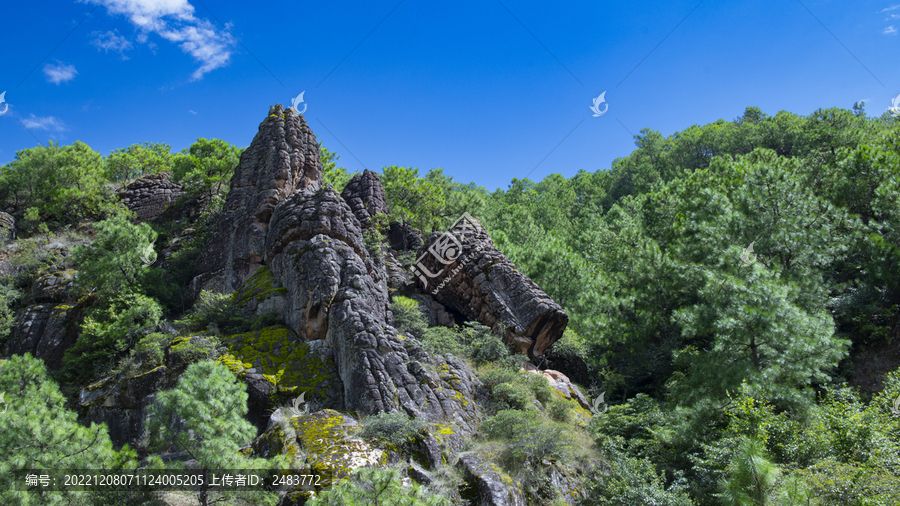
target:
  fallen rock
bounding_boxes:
[414,217,568,358]
[191,104,322,296]
[117,172,182,222]
[521,362,590,411]
[340,169,388,229]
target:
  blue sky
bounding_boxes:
[2,0,899,191]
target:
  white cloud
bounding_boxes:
[92,30,133,58]
[84,0,235,80]
[882,4,900,11]
[188,109,196,114]
[884,25,898,34]
[21,115,67,131]
[43,62,78,84]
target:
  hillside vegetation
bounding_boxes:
[1,103,900,505]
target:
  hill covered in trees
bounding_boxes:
[1,103,899,505]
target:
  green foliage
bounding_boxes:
[177,289,280,334]
[718,437,807,506]
[172,138,242,198]
[391,296,428,339]
[459,321,509,365]
[105,141,175,188]
[0,283,21,348]
[320,144,353,192]
[382,166,445,232]
[147,360,282,506]
[0,354,143,506]
[583,443,695,506]
[307,466,450,506]
[0,141,120,228]
[360,412,427,452]
[421,326,465,356]
[480,409,573,470]
[71,213,158,297]
[491,382,533,411]
[61,292,163,385]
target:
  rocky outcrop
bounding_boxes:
[191,104,322,296]
[117,172,183,222]
[0,212,15,245]
[522,362,590,411]
[414,218,568,358]
[340,170,388,229]
[458,453,526,506]
[4,269,82,368]
[264,186,479,429]
[388,221,423,251]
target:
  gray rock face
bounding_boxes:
[340,169,388,229]
[0,212,15,245]
[191,104,322,296]
[414,219,568,358]
[117,172,182,222]
[265,186,479,430]
[4,269,81,368]
[388,221,423,251]
[458,454,526,506]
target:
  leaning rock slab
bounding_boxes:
[414,217,568,358]
[191,104,322,296]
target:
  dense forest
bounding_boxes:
[1,102,900,505]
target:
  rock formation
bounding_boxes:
[387,221,423,251]
[117,172,182,222]
[4,269,82,368]
[191,104,322,296]
[0,212,15,245]
[413,218,568,358]
[340,169,388,229]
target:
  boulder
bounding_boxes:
[0,212,15,245]
[340,169,388,229]
[191,104,322,296]
[414,216,568,358]
[521,362,590,411]
[117,172,182,222]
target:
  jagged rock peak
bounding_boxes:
[340,169,388,229]
[191,105,323,295]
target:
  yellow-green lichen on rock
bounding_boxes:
[230,265,288,312]
[220,325,341,407]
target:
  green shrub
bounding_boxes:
[0,283,21,347]
[478,365,519,390]
[112,332,170,377]
[307,466,450,506]
[480,410,573,469]
[360,412,427,452]
[582,446,694,506]
[61,293,163,385]
[492,382,532,411]
[422,326,465,356]
[522,373,554,404]
[548,401,571,422]
[177,290,279,334]
[460,321,509,364]
[391,296,428,338]
[71,213,158,297]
